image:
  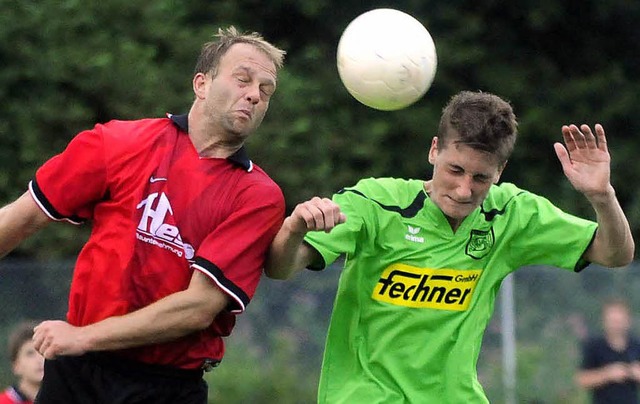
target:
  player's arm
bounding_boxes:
[583,187,634,267]
[628,361,640,382]
[33,270,226,359]
[554,124,634,267]
[34,186,286,359]
[576,362,630,388]
[0,191,51,258]
[264,197,346,280]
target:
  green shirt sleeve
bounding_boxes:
[508,190,598,271]
[304,182,379,269]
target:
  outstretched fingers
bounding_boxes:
[579,124,598,150]
[594,123,608,153]
[563,124,593,151]
[563,123,607,153]
[557,122,613,197]
[561,125,578,153]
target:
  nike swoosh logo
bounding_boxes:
[150,176,167,183]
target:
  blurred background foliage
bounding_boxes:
[0,0,639,402]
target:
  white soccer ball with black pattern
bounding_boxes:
[337,8,438,111]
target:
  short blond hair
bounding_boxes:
[194,26,286,76]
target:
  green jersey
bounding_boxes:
[304,177,597,404]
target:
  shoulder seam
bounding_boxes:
[338,188,426,218]
[480,190,527,221]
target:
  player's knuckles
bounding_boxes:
[301,213,320,230]
[302,216,316,230]
[307,197,324,207]
[323,217,335,230]
[302,201,326,216]
[48,342,66,356]
[313,216,326,230]
[294,204,310,216]
[322,199,339,209]
[327,207,341,218]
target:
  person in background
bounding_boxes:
[576,299,640,404]
[0,26,286,404]
[0,321,43,404]
[265,90,634,403]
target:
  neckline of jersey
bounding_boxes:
[421,182,480,236]
[167,113,253,172]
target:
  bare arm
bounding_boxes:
[0,191,51,258]
[554,124,634,267]
[264,197,346,280]
[33,270,227,359]
[582,187,634,267]
[576,362,633,388]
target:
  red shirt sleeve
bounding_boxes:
[30,125,108,223]
[192,181,284,313]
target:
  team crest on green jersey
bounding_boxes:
[465,228,494,259]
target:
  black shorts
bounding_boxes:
[35,353,208,404]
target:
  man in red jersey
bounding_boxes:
[0,27,286,403]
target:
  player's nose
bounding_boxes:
[455,177,473,199]
[245,85,260,104]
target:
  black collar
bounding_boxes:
[10,385,28,401]
[168,113,253,172]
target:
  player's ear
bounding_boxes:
[494,160,507,183]
[428,137,438,164]
[193,72,208,100]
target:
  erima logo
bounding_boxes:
[136,192,194,260]
[373,263,482,311]
[405,225,424,243]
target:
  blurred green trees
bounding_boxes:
[2,0,639,247]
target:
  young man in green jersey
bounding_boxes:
[264,90,635,404]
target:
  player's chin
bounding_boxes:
[236,118,262,135]
[443,203,476,221]
[227,123,254,140]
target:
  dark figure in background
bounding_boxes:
[0,321,43,404]
[577,299,640,404]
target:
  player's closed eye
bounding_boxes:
[473,175,490,184]
[260,86,275,97]
[448,167,464,176]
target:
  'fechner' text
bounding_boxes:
[372,264,482,311]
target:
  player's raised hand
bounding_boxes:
[286,197,346,234]
[553,124,613,200]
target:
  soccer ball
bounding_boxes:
[337,8,437,111]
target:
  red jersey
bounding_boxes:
[0,386,33,404]
[29,114,285,369]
